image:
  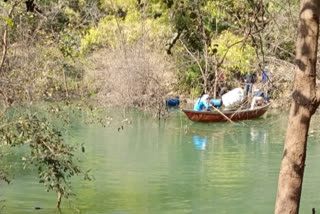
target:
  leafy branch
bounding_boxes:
[0,113,90,208]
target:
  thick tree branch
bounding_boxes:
[165,32,181,55]
[179,38,205,83]
[0,0,23,73]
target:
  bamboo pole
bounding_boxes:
[211,105,234,123]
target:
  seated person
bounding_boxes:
[253,89,269,102]
[250,96,264,110]
[193,94,212,111]
[250,89,268,110]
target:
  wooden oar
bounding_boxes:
[227,99,253,127]
[211,105,235,123]
[230,99,250,119]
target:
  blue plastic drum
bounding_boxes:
[166,97,180,107]
[210,99,222,107]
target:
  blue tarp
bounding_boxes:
[166,97,180,107]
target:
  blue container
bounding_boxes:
[210,99,222,107]
[166,97,180,107]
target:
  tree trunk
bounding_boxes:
[57,188,62,208]
[275,1,320,213]
[213,65,218,99]
[0,2,21,72]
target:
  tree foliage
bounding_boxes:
[0,99,100,207]
[1,112,91,207]
[0,0,100,209]
[81,0,171,53]
[210,31,256,75]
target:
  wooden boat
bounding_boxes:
[182,103,270,123]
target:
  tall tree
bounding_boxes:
[275,0,320,213]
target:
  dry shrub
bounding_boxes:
[2,43,84,102]
[86,45,176,115]
[264,57,295,109]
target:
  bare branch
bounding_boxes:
[0,0,23,72]
[217,39,244,67]
[179,38,206,86]
[166,32,181,55]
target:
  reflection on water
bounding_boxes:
[193,136,207,150]
[250,127,267,144]
[2,110,320,213]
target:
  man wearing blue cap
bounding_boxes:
[193,94,212,111]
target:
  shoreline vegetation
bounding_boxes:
[0,0,309,210]
[1,0,298,114]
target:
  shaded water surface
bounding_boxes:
[2,109,320,214]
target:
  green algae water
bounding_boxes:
[2,109,320,214]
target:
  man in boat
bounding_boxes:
[193,94,213,111]
[250,89,269,110]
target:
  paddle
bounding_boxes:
[210,105,235,123]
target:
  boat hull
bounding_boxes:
[182,104,270,122]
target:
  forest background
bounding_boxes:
[0,0,310,209]
[0,0,302,112]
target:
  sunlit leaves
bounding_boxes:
[100,0,136,11]
[1,17,14,27]
[80,2,171,53]
[177,63,203,96]
[203,1,227,21]
[81,16,118,52]
[64,6,81,26]
[210,31,256,75]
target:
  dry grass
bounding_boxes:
[85,45,177,116]
[264,57,295,109]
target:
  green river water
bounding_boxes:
[2,109,320,214]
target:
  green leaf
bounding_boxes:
[2,17,14,27]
